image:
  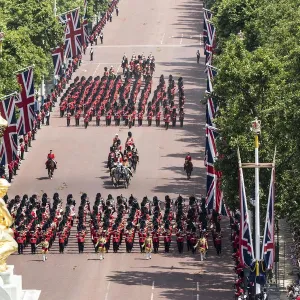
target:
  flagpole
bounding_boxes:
[14,65,35,74]
[252,117,261,295]
[58,7,80,17]
[0,92,18,100]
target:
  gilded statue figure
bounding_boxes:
[0,179,17,272]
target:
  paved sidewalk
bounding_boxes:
[278,219,299,299]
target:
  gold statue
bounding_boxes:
[0,179,18,272]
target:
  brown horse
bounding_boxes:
[46,159,55,179]
[184,160,193,180]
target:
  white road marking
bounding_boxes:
[152,281,155,289]
[197,282,199,291]
[89,44,198,48]
[105,282,111,300]
[92,63,101,77]
[151,293,154,300]
[180,34,183,45]
[199,34,202,46]
[116,64,121,74]
[197,295,199,300]
[160,33,165,44]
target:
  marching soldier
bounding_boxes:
[194,234,208,261]
[37,238,49,262]
[66,111,71,127]
[143,233,153,260]
[96,233,107,260]
[76,230,86,253]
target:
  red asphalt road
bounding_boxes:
[8,0,234,299]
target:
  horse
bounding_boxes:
[184,160,193,180]
[112,165,130,188]
[46,159,55,179]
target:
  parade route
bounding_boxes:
[8,0,235,299]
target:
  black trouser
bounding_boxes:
[187,239,191,251]
[96,119,100,126]
[25,144,28,152]
[18,243,23,254]
[95,244,99,253]
[32,132,36,140]
[75,119,79,126]
[59,242,65,253]
[100,37,103,44]
[21,151,24,160]
[8,172,13,183]
[216,244,222,255]
[60,110,64,117]
[165,122,169,130]
[148,119,152,126]
[28,139,32,147]
[172,119,176,127]
[197,56,200,63]
[138,119,142,126]
[90,53,93,61]
[125,119,128,126]
[180,119,183,127]
[153,241,159,253]
[113,241,119,253]
[31,243,36,254]
[84,122,88,129]
[46,116,50,126]
[140,242,145,253]
[156,120,160,127]
[13,168,17,176]
[67,119,70,126]
[126,241,133,253]
[105,242,110,252]
[164,241,170,253]
[78,242,84,253]
[177,241,184,253]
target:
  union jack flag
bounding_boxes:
[59,8,82,59]
[239,166,254,267]
[0,95,18,165]
[51,45,64,76]
[81,12,89,49]
[261,168,275,269]
[206,65,217,94]
[206,97,216,126]
[203,9,212,42]
[16,68,35,135]
[207,20,216,50]
[205,127,217,210]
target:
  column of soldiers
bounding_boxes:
[6,192,225,259]
[6,193,70,258]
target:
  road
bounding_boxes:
[8,0,234,299]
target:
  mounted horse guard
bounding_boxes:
[184,153,193,180]
[45,150,57,179]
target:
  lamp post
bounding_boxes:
[251,117,261,296]
[0,32,5,56]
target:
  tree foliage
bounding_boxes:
[210,0,300,223]
[0,0,109,97]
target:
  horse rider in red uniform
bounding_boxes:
[125,131,134,148]
[185,153,192,162]
[45,150,57,169]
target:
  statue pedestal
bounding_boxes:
[0,265,40,300]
